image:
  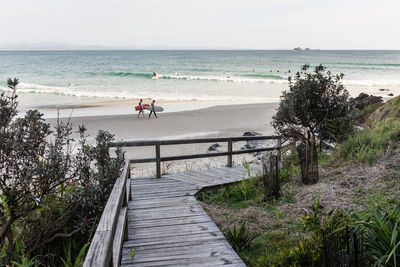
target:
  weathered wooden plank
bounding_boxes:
[128,222,221,237]
[121,253,244,267]
[123,232,226,248]
[122,249,240,264]
[130,185,199,195]
[126,179,131,203]
[128,210,205,221]
[130,191,197,201]
[84,160,129,267]
[82,231,112,267]
[129,214,211,228]
[97,161,128,232]
[129,195,197,208]
[123,240,229,253]
[112,207,127,267]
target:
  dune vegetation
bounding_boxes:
[198,75,400,266]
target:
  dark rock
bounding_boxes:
[357,92,369,100]
[208,143,221,151]
[378,88,390,91]
[354,93,383,110]
[388,93,394,96]
[243,131,261,137]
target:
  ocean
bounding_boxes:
[0,50,399,116]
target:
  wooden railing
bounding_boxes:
[111,135,282,178]
[83,160,131,267]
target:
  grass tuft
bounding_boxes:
[332,118,400,164]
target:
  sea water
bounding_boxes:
[0,50,399,116]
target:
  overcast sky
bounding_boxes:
[1,0,399,49]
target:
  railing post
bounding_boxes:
[155,144,161,178]
[227,140,233,167]
[277,138,282,165]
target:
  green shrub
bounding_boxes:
[262,196,348,267]
[224,223,259,252]
[0,78,125,265]
[352,197,400,266]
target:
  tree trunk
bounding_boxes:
[262,153,280,199]
[0,212,13,243]
[296,137,319,184]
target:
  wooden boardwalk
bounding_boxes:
[120,164,262,266]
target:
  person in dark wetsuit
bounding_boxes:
[149,100,158,119]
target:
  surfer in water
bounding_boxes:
[149,100,158,119]
[137,99,145,118]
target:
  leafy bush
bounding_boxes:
[259,196,349,266]
[272,65,357,184]
[0,79,125,265]
[353,197,400,266]
[224,223,259,252]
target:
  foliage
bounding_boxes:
[242,160,251,177]
[224,223,259,252]
[197,176,264,208]
[353,196,400,266]
[259,196,350,266]
[198,161,298,208]
[0,78,125,265]
[272,65,357,184]
[130,248,135,263]
[60,241,89,267]
[333,118,400,164]
[11,256,40,267]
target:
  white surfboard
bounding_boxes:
[145,105,164,112]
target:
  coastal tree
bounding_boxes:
[272,65,357,184]
[0,78,125,264]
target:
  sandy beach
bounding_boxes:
[47,103,279,177]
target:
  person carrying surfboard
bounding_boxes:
[149,100,158,119]
[137,99,145,118]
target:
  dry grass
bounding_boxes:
[199,150,400,234]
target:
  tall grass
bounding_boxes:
[333,118,400,164]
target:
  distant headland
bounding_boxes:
[293,47,319,51]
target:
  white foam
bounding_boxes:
[158,74,289,84]
[0,82,278,102]
[342,79,400,87]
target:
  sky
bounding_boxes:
[1,0,399,49]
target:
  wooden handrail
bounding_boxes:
[83,160,130,267]
[111,135,282,178]
[128,146,279,164]
[110,135,281,147]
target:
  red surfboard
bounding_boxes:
[135,104,149,111]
